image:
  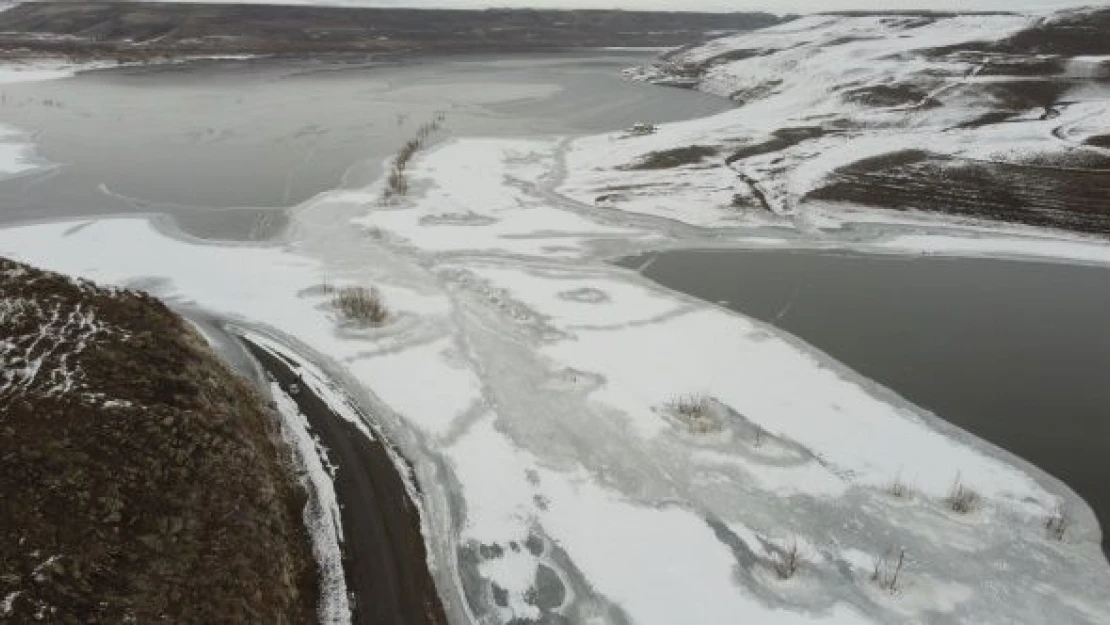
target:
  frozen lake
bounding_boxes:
[621,248,1110,551]
[0,51,731,239]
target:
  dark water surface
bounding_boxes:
[0,51,730,239]
[621,248,1110,549]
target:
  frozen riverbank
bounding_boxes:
[618,247,1110,556]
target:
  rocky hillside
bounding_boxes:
[0,257,315,623]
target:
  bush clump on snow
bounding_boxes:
[668,394,721,434]
[770,537,803,580]
[1045,505,1071,541]
[945,477,981,514]
[333,285,390,326]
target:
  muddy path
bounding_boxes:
[241,337,448,625]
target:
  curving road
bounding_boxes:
[241,337,448,625]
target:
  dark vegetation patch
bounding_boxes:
[808,151,1110,235]
[956,110,1017,129]
[976,56,1066,77]
[924,9,1110,57]
[730,79,783,104]
[1084,135,1110,149]
[731,193,761,210]
[823,35,882,46]
[0,258,316,623]
[991,9,1110,55]
[894,16,942,29]
[842,83,936,108]
[726,127,825,164]
[832,149,932,172]
[943,80,1070,127]
[980,80,1070,111]
[1020,150,1110,169]
[735,172,774,213]
[599,183,663,192]
[626,145,718,170]
[706,48,765,64]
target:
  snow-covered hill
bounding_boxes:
[563,9,1110,235]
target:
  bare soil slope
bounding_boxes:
[0,257,316,623]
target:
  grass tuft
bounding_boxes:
[333,286,389,326]
[1045,505,1070,541]
[668,394,719,434]
[945,476,980,514]
[383,112,446,201]
[886,474,912,499]
[871,548,906,593]
[751,422,767,448]
[771,537,803,580]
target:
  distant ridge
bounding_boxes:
[0,1,785,58]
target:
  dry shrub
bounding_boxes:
[945,477,980,514]
[771,537,803,580]
[1045,505,1070,541]
[383,113,446,200]
[386,166,408,197]
[669,394,719,434]
[333,286,389,326]
[872,548,906,593]
[886,474,911,499]
[751,423,767,448]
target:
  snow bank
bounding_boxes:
[272,383,352,625]
[875,232,1110,265]
[0,60,102,85]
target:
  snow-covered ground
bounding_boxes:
[565,11,1110,234]
[2,10,1110,624]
